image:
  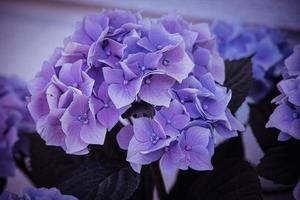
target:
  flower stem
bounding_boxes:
[150,161,167,200]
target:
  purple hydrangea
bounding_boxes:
[28,11,243,173]
[213,21,292,102]
[266,44,300,141]
[0,187,78,200]
[0,75,34,177]
[116,116,214,174]
[294,180,300,200]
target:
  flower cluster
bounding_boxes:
[28,10,243,172]
[0,75,34,178]
[266,44,300,141]
[294,180,300,200]
[0,187,77,200]
[117,59,245,173]
[213,21,292,102]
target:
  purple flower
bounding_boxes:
[124,52,162,76]
[0,75,34,177]
[267,44,300,141]
[61,94,106,154]
[27,49,58,95]
[157,42,194,83]
[252,37,282,71]
[266,104,300,140]
[103,67,142,108]
[0,187,78,200]
[173,73,244,138]
[213,109,245,138]
[160,13,197,52]
[177,125,213,171]
[294,180,300,200]
[139,74,175,107]
[0,114,17,177]
[277,76,300,106]
[57,41,90,66]
[72,15,109,45]
[285,45,300,77]
[154,100,190,137]
[123,34,146,57]
[90,83,128,130]
[117,120,184,174]
[116,125,134,150]
[192,46,225,84]
[53,60,94,96]
[28,10,242,171]
[137,23,183,53]
[159,140,184,174]
[88,38,126,68]
[126,118,173,168]
[213,21,292,103]
[103,10,140,36]
[213,21,257,60]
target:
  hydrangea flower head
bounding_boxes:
[0,75,34,177]
[0,187,77,200]
[266,44,300,141]
[213,21,292,102]
[28,10,244,173]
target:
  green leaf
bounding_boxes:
[26,134,84,187]
[224,58,253,113]
[58,161,140,200]
[257,139,300,185]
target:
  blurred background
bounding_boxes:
[1,0,300,81]
[0,0,300,199]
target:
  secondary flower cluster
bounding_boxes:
[0,75,34,178]
[27,10,243,172]
[0,187,77,200]
[213,21,292,102]
[266,44,300,141]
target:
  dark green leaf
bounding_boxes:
[168,137,261,200]
[257,139,300,185]
[212,134,244,166]
[58,161,140,200]
[26,134,84,187]
[0,178,6,193]
[169,158,262,200]
[88,122,126,162]
[185,158,263,200]
[249,89,280,153]
[224,58,253,113]
[129,165,154,200]
[122,102,154,118]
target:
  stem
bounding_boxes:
[150,162,168,200]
